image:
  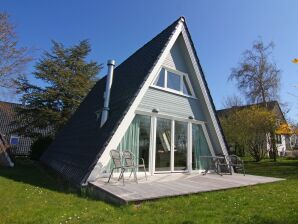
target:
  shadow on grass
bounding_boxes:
[0,158,122,206]
[0,158,80,194]
[245,159,298,179]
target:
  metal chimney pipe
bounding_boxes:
[100,59,115,127]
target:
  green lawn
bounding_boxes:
[0,159,298,224]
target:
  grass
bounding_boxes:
[0,158,298,224]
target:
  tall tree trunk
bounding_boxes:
[271,131,277,162]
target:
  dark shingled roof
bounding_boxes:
[41,17,183,185]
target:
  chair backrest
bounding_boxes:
[110,150,122,169]
[227,155,241,164]
[122,151,135,167]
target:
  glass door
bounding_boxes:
[155,118,188,172]
[174,121,188,171]
[155,117,172,172]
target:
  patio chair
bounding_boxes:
[121,151,144,184]
[123,151,147,181]
[108,150,125,185]
[226,155,245,176]
[214,156,230,176]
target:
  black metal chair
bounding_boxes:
[226,155,245,175]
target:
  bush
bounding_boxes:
[30,136,54,161]
[285,150,298,160]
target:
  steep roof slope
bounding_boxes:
[41,18,182,185]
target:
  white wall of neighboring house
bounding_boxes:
[266,134,287,156]
[290,135,298,149]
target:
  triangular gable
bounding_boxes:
[88,18,228,181]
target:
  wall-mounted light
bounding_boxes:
[152,108,159,113]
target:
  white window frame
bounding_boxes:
[136,110,215,174]
[152,66,196,98]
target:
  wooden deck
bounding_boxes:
[89,172,284,204]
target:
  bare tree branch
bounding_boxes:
[229,39,280,105]
[0,13,31,88]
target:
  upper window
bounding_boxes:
[153,67,194,97]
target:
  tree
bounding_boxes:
[222,95,244,108]
[229,39,280,105]
[220,106,277,162]
[0,13,31,88]
[14,40,102,137]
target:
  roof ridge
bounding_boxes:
[0,100,21,106]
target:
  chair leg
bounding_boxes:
[118,168,124,181]
[122,168,125,185]
[143,166,147,180]
[108,168,114,183]
[129,169,133,179]
[133,168,138,183]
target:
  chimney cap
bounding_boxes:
[107,59,115,66]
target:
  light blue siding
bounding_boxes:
[138,87,205,121]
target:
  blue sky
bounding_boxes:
[2,0,298,121]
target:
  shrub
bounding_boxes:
[30,136,53,161]
[285,150,298,160]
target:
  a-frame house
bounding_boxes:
[41,17,229,186]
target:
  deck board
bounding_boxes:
[89,173,284,204]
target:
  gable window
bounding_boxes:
[167,71,180,91]
[153,67,195,97]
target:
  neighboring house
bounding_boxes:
[0,101,50,156]
[0,133,14,167]
[0,101,33,156]
[217,101,289,156]
[41,17,229,186]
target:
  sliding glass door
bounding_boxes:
[112,113,212,174]
[155,118,188,172]
[115,114,151,171]
[174,121,188,171]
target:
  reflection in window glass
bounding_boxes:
[174,121,188,171]
[167,71,180,91]
[154,68,165,87]
[182,76,191,95]
[10,136,19,145]
[192,124,212,170]
[155,118,172,171]
[113,114,151,172]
